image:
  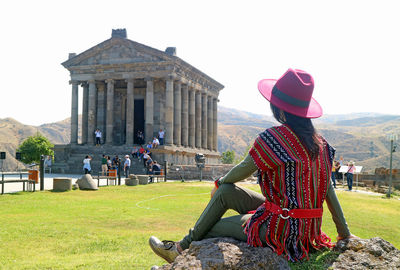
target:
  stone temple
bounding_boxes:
[53,29,224,174]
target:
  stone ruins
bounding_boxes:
[53,29,224,173]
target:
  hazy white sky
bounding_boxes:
[1,0,399,126]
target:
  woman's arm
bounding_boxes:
[217,154,257,185]
[211,154,257,198]
[325,182,351,238]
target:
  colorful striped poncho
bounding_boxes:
[246,124,334,261]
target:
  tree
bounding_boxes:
[17,133,54,164]
[221,150,235,164]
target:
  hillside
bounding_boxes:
[217,108,400,172]
[1,109,399,173]
[0,118,71,171]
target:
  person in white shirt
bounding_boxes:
[143,151,151,167]
[95,129,102,146]
[124,155,131,178]
[83,155,92,174]
[152,137,160,148]
[158,129,165,145]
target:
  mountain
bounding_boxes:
[218,106,275,128]
[0,117,71,171]
[217,107,400,172]
[1,108,399,173]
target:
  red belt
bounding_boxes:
[264,201,323,219]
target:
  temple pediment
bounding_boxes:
[62,38,172,69]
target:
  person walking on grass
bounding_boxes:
[346,161,356,191]
[124,155,131,178]
[101,154,108,176]
[149,68,356,263]
[83,155,92,175]
[332,160,337,188]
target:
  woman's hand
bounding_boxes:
[337,234,358,241]
[210,186,217,198]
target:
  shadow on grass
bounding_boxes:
[50,190,73,193]
[8,192,25,196]
[289,249,341,270]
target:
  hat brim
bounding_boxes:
[258,79,323,118]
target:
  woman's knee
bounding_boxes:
[214,183,244,203]
[215,183,236,196]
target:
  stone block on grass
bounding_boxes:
[53,178,72,192]
[126,175,139,186]
[138,175,149,185]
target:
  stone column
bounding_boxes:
[87,80,97,145]
[96,82,106,140]
[70,81,79,144]
[207,95,213,150]
[213,98,218,151]
[126,79,135,145]
[195,90,202,148]
[173,81,182,146]
[181,84,189,147]
[81,83,89,144]
[165,77,174,145]
[201,92,208,149]
[188,87,195,148]
[106,79,114,144]
[145,77,154,144]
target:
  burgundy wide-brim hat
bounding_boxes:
[258,68,322,118]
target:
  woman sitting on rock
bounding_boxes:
[149,68,355,263]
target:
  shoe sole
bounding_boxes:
[149,238,174,263]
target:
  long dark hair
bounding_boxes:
[270,103,321,160]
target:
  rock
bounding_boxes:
[72,183,79,190]
[153,237,400,270]
[157,237,290,270]
[126,175,139,186]
[332,237,400,269]
[76,174,98,190]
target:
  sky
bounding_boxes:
[1,0,399,126]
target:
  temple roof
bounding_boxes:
[62,33,224,90]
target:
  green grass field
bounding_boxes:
[0,182,399,269]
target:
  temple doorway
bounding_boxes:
[134,99,145,144]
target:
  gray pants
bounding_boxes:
[179,183,267,250]
[124,166,130,178]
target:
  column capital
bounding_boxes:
[181,83,188,90]
[88,79,96,84]
[165,74,177,81]
[69,80,79,86]
[144,76,154,82]
[80,82,88,88]
[125,78,135,83]
[174,80,182,86]
[105,79,114,84]
[96,81,106,91]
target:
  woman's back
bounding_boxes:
[246,124,334,261]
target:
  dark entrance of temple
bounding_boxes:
[134,99,145,144]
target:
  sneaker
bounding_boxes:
[149,236,180,263]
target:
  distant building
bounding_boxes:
[53,29,224,173]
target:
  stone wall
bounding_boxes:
[165,163,255,181]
